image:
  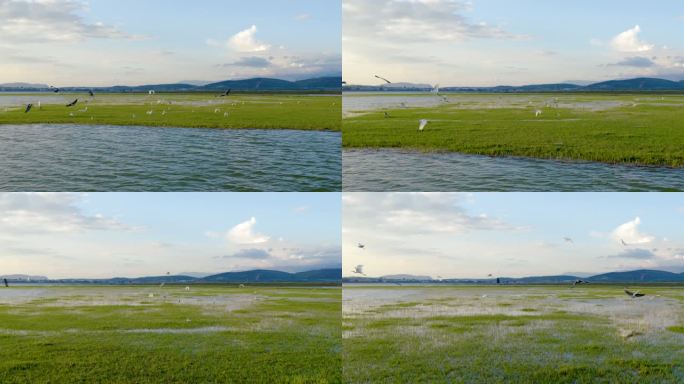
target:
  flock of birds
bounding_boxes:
[349,237,650,298]
[366,74,563,132]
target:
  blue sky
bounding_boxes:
[0,193,341,278]
[343,193,684,278]
[343,0,684,85]
[0,0,341,86]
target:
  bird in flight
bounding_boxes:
[352,265,366,276]
[219,89,231,97]
[66,99,78,107]
[3,278,8,288]
[419,119,429,131]
[624,288,645,298]
[487,274,493,277]
[374,75,391,84]
[572,279,589,287]
[564,237,574,244]
[357,243,365,249]
[88,90,94,97]
[621,239,628,246]
[50,86,60,93]
[25,103,33,113]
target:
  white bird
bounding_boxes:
[535,109,543,117]
[185,286,190,291]
[161,110,167,116]
[352,265,366,276]
[148,293,154,298]
[160,282,165,288]
[146,110,153,115]
[239,284,245,288]
[78,107,88,113]
[419,119,429,131]
[214,108,221,113]
[148,90,155,95]
[223,112,228,117]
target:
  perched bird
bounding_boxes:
[66,99,78,107]
[357,243,365,249]
[25,103,33,113]
[352,265,366,276]
[624,288,645,298]
[419,119,429,131]
[374,75,391,84]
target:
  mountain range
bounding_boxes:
[0,76,341,92]
[2,268,341,284]
[343,269,684,284]
[344,77,684,92]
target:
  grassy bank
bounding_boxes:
[342,93,684,166]
[343,285,684,383]
[0,285,341,383]
[0,93,341,131]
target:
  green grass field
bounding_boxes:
[343,285,684,383]
[0,285,341,383]
[342,93,684,166]
[0,93,341,131]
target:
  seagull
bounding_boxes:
[25,103,33,113]
[66,99,78,107]
[374,75,391,84]
[357,243,365,249]
[88,90,94,97]
[564,237,574,244]
[419,119,429,131]
[624,288,645,298]
[3,278,8,287]
[218,89,231,97]
[621,239,628,246]
[352,265,366,276]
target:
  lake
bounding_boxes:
[0,124,341,191]
[343,148,684,191]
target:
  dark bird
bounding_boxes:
[487,274,493,277]
[3,278,8,288]
[50,86,60,93]
[88,89,94,97]
[384,112,390,118]
[572,279,589,287]
[625,288,645,298]
[342,81,347,85]
[219,89,231,97]
[621,239,628,246]
[374,75,392,84]
[357,243,365,249]
[66,99,78,107]
[25,103,33,113]
[564,237,574,244]
[496,277,500,284]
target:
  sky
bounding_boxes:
[0,193,341,279]
[0,0,341,86]
[343,0,684,86]
[343,193,684,279]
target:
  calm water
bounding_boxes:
[0,124,340,191]
[343,149,684,192]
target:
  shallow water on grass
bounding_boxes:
[0,124,341,191]
[343,148,684,191]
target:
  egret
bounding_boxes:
[352,265,366,276]
[419,119,429,131]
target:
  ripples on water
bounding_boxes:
[343,149,684,192]
[0,124,341,191]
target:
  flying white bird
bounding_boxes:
[352,265,366,276]
[185,286,190,291]
[535,109,543,117]
[419,119,429,131]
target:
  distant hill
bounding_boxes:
[343,77,684,92]
[343,269,684,284]
[0,76,341,93]
[589,269,684,283]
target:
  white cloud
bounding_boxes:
[226,217,270,245]
[611,25,654,52]
[0,193,132,234]
[228,25,270,52]
[611,217,655,245]
[0,0,136,43]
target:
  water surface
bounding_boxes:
[0,124,340,191]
